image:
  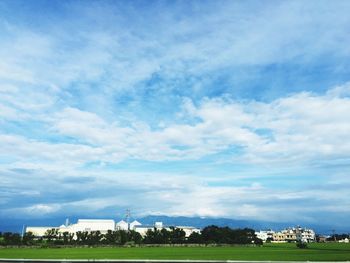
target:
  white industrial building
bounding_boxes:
[27,219,116,237]
[25,226,55,237]
[62,219,115,233]
[132,222,200,237]
[26,218,200,238]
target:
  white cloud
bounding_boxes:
[1,0,350,99]
[2,83,349,169]
[26,204,61,215]
[1,1,350,224]
[5,204,62,217]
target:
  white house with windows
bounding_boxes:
[294,226,315,242]
[255,226,315,243]
[255,230,275,241]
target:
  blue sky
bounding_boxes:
[1,0,350,230]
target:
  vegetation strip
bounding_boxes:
[2,226,261,246]
[0,244,350,261]
[0,260,349,263]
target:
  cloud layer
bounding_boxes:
[0,0,350,229]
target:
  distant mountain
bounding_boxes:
[138,215,340,235]
[139,215,288,229]
[0,217,79,233]
[0,215,345,235]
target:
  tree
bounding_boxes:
[2,232,21,245]
[22,231,35,245]
[144,228,170,244]
[103,230,120,245]
[128,230,142,244]
[44,228,59,243]
[266,237,273,243]
[230,228,256,244]
[169,227,186,244]
[187,232,203,243]
[296,241,308,249]
[201,225,256,244]
[201,225,222,243]
[61,231,74,245]
[86,231,102,245]
[254,238,263,246]
[76,231,89,244]
[118,230,129,244]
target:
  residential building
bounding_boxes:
[255,226,315,243]
[255,230,274,241]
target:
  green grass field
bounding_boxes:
[0,243,350,261]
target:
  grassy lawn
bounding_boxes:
[0,243,349,261]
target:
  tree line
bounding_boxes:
[325,234,350,242]
[0,225,262,246]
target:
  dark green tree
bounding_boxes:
[103,230,120,245]
[296,241,308,249]
[61,231,74,245]
[76,231,89,244]
[187,232,203,243]
[22,231,35,245]
[86,231,102,245]
[2,232,22,245]
[144,228,169,244]
[44,228,59,243]
[169,227,186,244]
[128,230,142,244]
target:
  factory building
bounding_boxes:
[26,218,200,238]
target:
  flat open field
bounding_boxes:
[0,243,350,261]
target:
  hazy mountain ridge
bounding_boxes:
[0,215,341,235]
[139,215,338,235]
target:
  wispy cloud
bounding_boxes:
[0,0,350,228]
[1,84,350,226]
